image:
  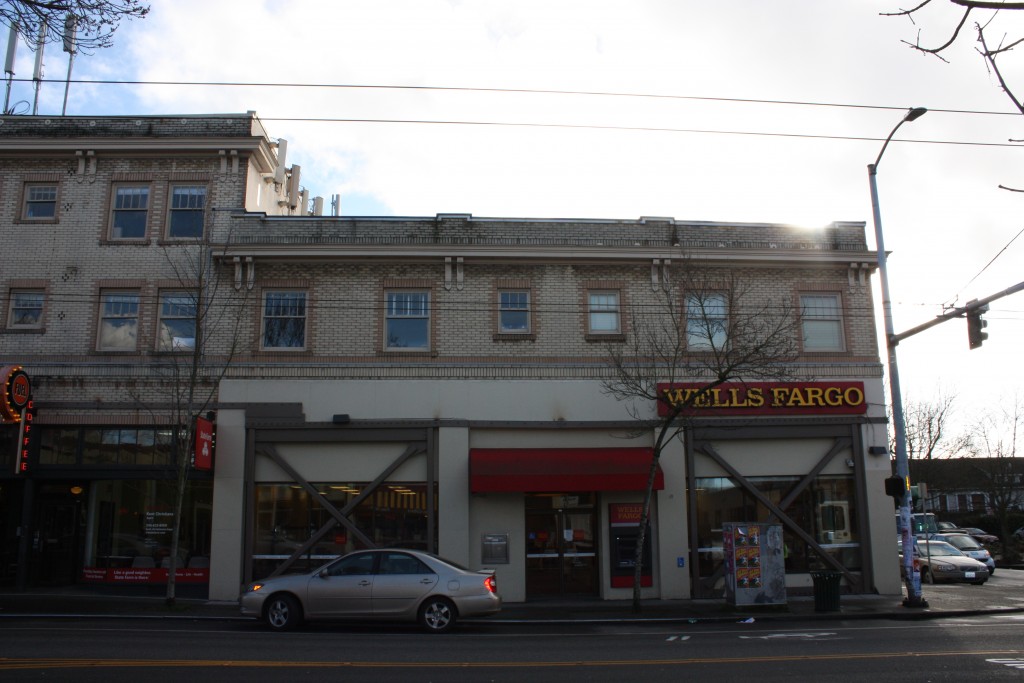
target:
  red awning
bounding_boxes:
[469,448,662,493]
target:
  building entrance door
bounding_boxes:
[525,494,597,598]
[32,483,86,586]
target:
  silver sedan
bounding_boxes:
[240,548,501,633]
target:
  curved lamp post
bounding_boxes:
[867,106,928,608]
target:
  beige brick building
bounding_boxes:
[0,113,900,606]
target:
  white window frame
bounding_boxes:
[685,292,729,350]
[167,185,207,239]
[800,293,845,352]
[97,291,140,351]
[498,290,531,334]
[385,290,430,351]
[7,290,45,329]
[110,185,150,239]
[23,183,58,220]
[261,290,308,350]
[157,291,197,352]
[588,290,621,335]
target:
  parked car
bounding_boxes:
[240,548,501,633]
[1015,526,1024,542]
[926,533,995,574]
[957,527,999,545]
[900,539,989,585]
[936,521,960,532]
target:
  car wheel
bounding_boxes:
[923,568,934,584]
[418,596,457,634]
[265,594,302,631]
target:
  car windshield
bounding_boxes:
[916,541,963,557]
[944,535,981,550]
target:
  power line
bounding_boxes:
[10,77,1019,118]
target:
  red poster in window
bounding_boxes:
[194,416,214,471]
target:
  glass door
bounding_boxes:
[525,494,597,597]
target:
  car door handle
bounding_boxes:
[420,579,433,584]
[359,580,371,586]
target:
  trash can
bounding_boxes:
[810,570,841,612]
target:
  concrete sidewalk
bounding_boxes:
[2,578,1022,624]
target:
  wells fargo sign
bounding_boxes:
[657,381,867,416]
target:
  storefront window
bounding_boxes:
[83,479,212,572]
[253,482,436,578]
[695,475,860,596]
[38,427,176,467]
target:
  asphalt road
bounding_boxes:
[0,569,1022,681]
[1,607,1023,681]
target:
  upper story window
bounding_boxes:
[167,185,207,239]
[97,291,140,351]
[157,291,197,352]
[111,185,150,239]
[262,290,307,350]
[385,291,429,351]
[588,290,621,335]
[801,293,845,351]
[685,292,728,350]
[7,290,45,329]
[23,184,58,220]
[499,290,530,334]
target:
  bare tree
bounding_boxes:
[132,238,248,606]
[884,1,1024,190]
[0,0,149,53]
[896,391,972,461]
[968,395,1024,560]
[602,263,801,612]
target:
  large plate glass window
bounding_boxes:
[262,290,307,349]
[168,185,206,238]
[686,292,728,350]
[157,291,197,352]
[111,185,149,239]
[97,291,140,351]
[386,291,429,350]
[801,293,845,351]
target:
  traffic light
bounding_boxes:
[884,475,906,499]
[967,301,989,350]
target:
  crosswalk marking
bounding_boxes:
[665,635,691,642]
[987,658,1024,670]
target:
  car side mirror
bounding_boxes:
[318,569,330,579]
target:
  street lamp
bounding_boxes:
[867,106,928,608]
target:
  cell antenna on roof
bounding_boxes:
[61,14,77,116]
[3,24,17,114]
[31,22,44,115]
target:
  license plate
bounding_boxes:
[965,572,976,578]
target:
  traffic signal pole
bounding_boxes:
[889,281,1024,347]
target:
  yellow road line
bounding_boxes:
[2,650,1023,670]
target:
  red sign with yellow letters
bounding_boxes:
[657,381,867,416]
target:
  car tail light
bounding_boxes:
[484,575,497,594]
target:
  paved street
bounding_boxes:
[0,570,1022,681]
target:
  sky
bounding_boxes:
[3,0,1021,448]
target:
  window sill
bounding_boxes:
[101,238,152,245]
[493,333,536,341]
[585,333,625,342]
[3,327,46,334]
